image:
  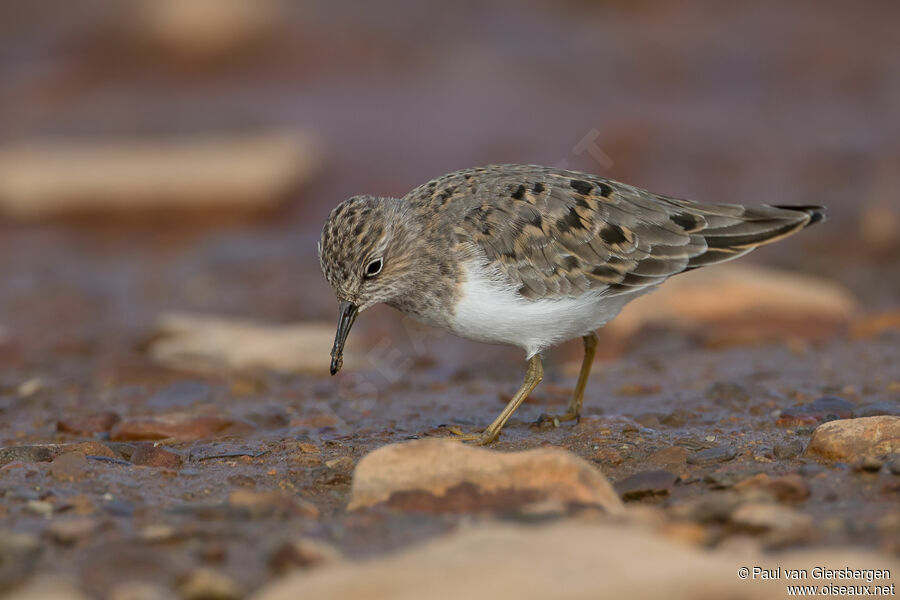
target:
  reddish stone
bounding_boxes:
[776,396,854,427]
[49,452,89,482]
[767,474,811,503]
[67,442,117,459]
[228,489,319,519]
[56,412,121,435]
[131,444,183,468]
[110,413,244,442]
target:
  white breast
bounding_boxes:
[449,259,638,357]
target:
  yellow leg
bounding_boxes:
[451,354,543,445]
[538,332,597,426]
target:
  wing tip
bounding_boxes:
[773,205,827,227]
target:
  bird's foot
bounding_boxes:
[535,411,580,428]
[442,425,498,446]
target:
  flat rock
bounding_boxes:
[110,413,243,442]
[0,133,320,220]
[645,446,689,468]
[56,412,121,435]
[853,402,900,418]
[777,396,854,427]
[148,313,363,375]
[805,416,900,462]
[615,470,677,501]
[269,538,342,574]
[606,264,857,340]
[346,439,623,514]
[252,521,899,600]
[686,446,737,465]
[730,502,815,544]
[49,452,89,482]
[228,489,319,520]
[130,444,183,468]
[0,445,60,466]
[773,439,804,460]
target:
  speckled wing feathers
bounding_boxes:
[406,165,823,300]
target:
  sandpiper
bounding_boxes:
[319,164,824,444]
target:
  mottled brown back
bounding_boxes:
[405,165,824,300]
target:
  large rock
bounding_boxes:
[148,313,362,375]
[606,264,856,340]
[252,520,899,600]
[0,133,319,220]
[346,439,623,514]
[805,416,900,461]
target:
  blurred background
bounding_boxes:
[0,0,898,391]
[2,2,900,596]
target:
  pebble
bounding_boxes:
[3,576,90,600]
[705,381,750,404]
[615,470,676,501]
[346,439,624,514]
[56,412,121,435]
[268,537,342,574]
[130,444,183,468]
[146,381,212,410]
[853,402,900,418]
[0,445,59,466]
[107,581,173,600]
[730,502,814,545]
[50,452,89,482]
[777,396,854,427]
[805,416,900,462]
[179,568,243,600]
[773,439,804,459]
[662,408,696,427]
[314,456,354,486]
[68,441,118,459]
[25,500,54,516]
[614,383,660,396]
[686,446,737,465]
[645,446,689,468]
[633,413,661,428]
[44,518,103,546]
[110,413,243,442]
[228,489,319,519]
[889,456,900,476]
[766,474,811,503]
[703,470,750,489]
[0,532,42,590]
[853,456,883,473]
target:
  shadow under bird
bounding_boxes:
[318,164,825,444]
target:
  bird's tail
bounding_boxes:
[684,204,826,270]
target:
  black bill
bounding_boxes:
[330,300,359,375]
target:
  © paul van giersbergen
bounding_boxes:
[319,164,824,444]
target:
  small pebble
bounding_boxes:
[687,446,737,465]
[853,457,883,473]
[774,439,804,460]
[889,457,900,476]
[615,470,676,501]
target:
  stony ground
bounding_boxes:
[1,1,899,598]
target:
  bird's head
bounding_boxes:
[318,195,418,374]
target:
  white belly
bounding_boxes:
[449,259,637,357]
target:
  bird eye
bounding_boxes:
[364,257,383,277]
